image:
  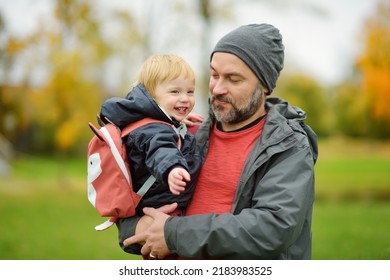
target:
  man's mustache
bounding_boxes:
[212,95,233,104]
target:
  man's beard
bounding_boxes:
[211,84,264,125]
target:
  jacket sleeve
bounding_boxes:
[127,123,189,184]
[116,216,142,254]
[165,138,315,259]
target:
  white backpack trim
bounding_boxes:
[100,126,130,185]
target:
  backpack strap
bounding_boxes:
[121,117,172,137]
[136,174,157,196]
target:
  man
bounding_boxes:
[119,23,318,260]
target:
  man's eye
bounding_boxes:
[230,77,241,83]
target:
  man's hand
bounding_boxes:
[124,203,178,259]
[134,203,177,235]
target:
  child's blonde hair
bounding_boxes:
[137,54,195,97]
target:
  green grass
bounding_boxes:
[1,138,390,259]
[0,187,140,260]
[0,156,141,260]
[314,138,390,200]
[315,157,390,200]
[312,200,390,259]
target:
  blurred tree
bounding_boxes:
[275,74,330,137]
[29,0,113,153]
[332,80,371,137]
[30,51,104,153]
[356,1,390,138]
[0,11,33,152]
[1,0,140,154]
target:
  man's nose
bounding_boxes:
[211,79,227,95]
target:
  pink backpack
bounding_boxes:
[87,117,178,231]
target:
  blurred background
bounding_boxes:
[0,0,389,260]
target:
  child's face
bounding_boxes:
[154,75,195,122]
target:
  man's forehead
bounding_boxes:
[210,52,250,74]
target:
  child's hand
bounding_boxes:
[168,167,190,195]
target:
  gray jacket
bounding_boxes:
[164,97,318,259]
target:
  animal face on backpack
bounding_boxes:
[87,153,102,209]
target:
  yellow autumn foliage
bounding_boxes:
[358,2,390,122]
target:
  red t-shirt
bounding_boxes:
[185,117,266,216]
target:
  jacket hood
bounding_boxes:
[100,83,175,128]
[265,97,318,163]
[266,97,306,122]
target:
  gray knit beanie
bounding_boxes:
[211,23,284,94]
